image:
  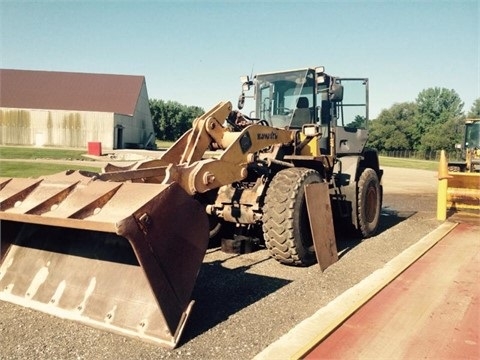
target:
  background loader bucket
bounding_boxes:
[447,172,480,213]
[0,171,209,348]
[437,150,480,221]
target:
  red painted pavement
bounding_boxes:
[305,222,480,360]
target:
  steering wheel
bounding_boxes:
[277,107,292,115]
[257,119,270,126]
[242,113,269,127]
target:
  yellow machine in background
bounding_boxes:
[449,118,480,173]
[438,150,480,221]
[439,119,480,220]
[463,118,480,172]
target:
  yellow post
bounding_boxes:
[437,150,451,221]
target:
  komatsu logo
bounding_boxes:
[257,132,278,140]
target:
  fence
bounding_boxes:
[379,150,463,162]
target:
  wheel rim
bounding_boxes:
[365,185,378,223]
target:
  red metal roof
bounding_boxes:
[0,69,145,116]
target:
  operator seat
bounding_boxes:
[290,97,312,128]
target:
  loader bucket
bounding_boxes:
[0,171,209,349]
[447,172,480,213]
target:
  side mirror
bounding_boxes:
[329,83,344,102]
[238,93,245,110]
[240,75,251,91]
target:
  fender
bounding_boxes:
[333,155,361,229]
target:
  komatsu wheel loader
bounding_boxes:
[0,66,382,348]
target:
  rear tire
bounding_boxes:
[356,168,381,238]
[262,168,322,266]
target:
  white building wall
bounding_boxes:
[0,108,116,149]
[113,81,155,149]
[133,81,155,147]
[0,81,155,150]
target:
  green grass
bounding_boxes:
[0,146,101,177]
[155,140,174,149]
[0,146,440,178]
[379,156,438,171]
[0,162,102,178]
[0,146,87,160]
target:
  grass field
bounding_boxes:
[0,162,102,177]
[0,146,439,178]
[0,146,87,160]
[379,156,438,171]
[0,146,102,177]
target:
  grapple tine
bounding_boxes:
[0,171,209,348]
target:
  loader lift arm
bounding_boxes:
[102,101,294,195]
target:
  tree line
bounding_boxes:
[149,99,204,142]
[367,89,480,153]
[150,89,480,153]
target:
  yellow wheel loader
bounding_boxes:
[0,66,382,348]
[449,118,480,173]
[443,118,480,216]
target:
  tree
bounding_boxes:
[346,115,367,128]
[467,98,480,118]
[418,116,462,154]
[414,87,464,152]
[149,99,204,141]
[368,102,417,151]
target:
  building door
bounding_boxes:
[115,125,124,149]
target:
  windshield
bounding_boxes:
[465,121,480,148]
[255,69,314,128]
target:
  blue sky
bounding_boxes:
[1,0,478,118]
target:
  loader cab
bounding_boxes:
[462,119,480,172]
[464,120,480,150]
[253,68,316,129]
[240,67,370,156]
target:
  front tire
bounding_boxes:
[262,168,322,266]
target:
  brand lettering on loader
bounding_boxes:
[257,132,278,140]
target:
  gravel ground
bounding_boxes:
[0,166,441,360]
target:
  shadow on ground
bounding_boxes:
[335,207,416,259]
[184,200,420,344]
[182,257,291,344]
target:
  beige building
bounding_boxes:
[0,69,155,150]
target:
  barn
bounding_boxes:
[0,69,155,151]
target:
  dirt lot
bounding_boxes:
[0,166,441,360]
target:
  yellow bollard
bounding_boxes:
[437,150,451,221]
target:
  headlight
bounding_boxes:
[303,124,320,137]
